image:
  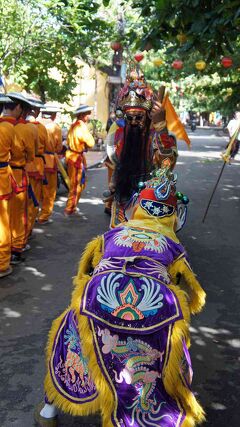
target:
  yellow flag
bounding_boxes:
[54,154,70,189]
[162,93,191,147]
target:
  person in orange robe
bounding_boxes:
[0,94,16,278]
[38,105,62,224]
[25,97,48,233]
[64,105,95,216]
[6,93,35,265]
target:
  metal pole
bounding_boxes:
[202,162,226,223]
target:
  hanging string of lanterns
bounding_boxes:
[110,41,235,73]
[153,56,234,71]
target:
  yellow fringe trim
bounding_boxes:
[74,236,103,284]
[44,243,205,424]
[163,285,206,426]
[169,258,206,314]
[44,307,101,416]
[71,273,115,426]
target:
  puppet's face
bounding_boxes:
[124,108,147,129]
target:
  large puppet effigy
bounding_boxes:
[36,167,206,427]
[104,64,190,228]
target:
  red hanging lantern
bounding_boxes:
[172,59,183,70]
[134,53,144,62]
[111,42,122,51]
[221,57,233,68]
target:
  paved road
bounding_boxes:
[0,129,239,426]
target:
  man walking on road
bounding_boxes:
[227,111,240,158]
[64,105,95,216]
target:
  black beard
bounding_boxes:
[115,123,149,202]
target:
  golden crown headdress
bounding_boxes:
[117,62,153,111]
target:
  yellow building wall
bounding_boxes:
[2,61,110,127]
[72,61,109,126]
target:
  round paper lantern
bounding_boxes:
[111,42,122,51]
[134,53,144,62]
[176,33,187,44]
[153,58,164,67]
[195,60,206,71]
[221,57,233,68]
[172,60,183,70]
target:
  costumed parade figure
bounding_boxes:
[35,167,206,427]
[104,63,185,228]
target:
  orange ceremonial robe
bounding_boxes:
[38,119,62,222]
[26,118,47,235]
[64,120,95,215]
[9,120,35,253]
[0,117,15,271]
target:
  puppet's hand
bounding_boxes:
[150,86,166,124]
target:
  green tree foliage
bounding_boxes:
[117,0,240,115]
[0,0,114,102]
[128,0,240,59]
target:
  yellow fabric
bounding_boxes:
[41,118,62,172]
[44,120,62,153]
[35,122,48,154]
[26,120,45,178]
[0,199,11,271]
[0,165,12,199]
[43,153,56,172]
[38,171,57,222]
[108,121,118,136]
[27,119,47,152]
[27,177,42,237]
[162,94,191,147]
[169,258,206,314]
[74,235,103,280]
[66,120,95,165]
[26,156,44,179]
[55,154,70,189]
[26,122,38,154]
[163,285,205,425]
[126,206,179,243]
[10,123,35,168]
[0,120,14,162]
[65,162,83,214]
[9,170,28,251]
[0,121,15,197]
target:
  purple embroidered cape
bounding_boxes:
[48,225,193,426]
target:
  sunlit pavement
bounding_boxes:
[0,128,240,426]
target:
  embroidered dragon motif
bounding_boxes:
[98,328,166,415]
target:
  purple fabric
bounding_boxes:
[49,310,98,404]
[80,272,183,334]
[93,256,171,285]
[103,226,185,267]
[181,339,193,389]
[48,225,193,425]
[90,321,185,426]
[80,226,184,334]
